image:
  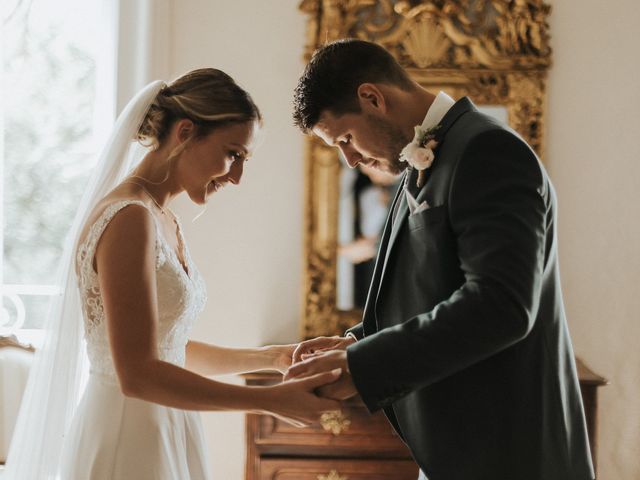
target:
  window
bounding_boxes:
[2,0,114,334]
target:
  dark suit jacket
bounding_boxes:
[346,98,594,480]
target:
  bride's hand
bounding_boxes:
[265,344,296,374]
[262,369,343,426]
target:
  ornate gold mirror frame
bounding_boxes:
[299,0,552,338]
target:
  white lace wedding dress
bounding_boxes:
[59,199,212,479]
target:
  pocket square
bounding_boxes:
[405,188,430,215]
[411,201,430,215]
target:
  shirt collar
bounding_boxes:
[420,91,455,131]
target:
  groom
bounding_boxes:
[286,39,594,480]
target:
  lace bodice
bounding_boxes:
[75,200,207,383]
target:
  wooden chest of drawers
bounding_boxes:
[245,358,606,480]
[256,459,419,480]
[244,384,418,480]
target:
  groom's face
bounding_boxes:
[312,110,408,175]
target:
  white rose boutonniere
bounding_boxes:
[399,125,440,188]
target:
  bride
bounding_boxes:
[3,69,341,479]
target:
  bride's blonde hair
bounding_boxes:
[137,68,261,151]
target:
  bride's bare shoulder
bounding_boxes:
[75,189,156,274]
[77,187,151,249]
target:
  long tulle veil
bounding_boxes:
[3,80,165,480]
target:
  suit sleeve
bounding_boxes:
[347,129,548,412]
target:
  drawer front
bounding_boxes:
[250,405,411,457]
[258,458,419,480]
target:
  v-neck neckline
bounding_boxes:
[153,210,191,280]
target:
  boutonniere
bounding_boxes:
[399,125,440,188]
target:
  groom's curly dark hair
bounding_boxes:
[293,39,415,133]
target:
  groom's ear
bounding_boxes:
[356,83,387,114]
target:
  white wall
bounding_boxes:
[168,1,640,478]
[547,1,640,478]
[168,1,306,478]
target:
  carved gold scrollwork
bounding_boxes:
[320,410,352,435]
[299,0,322,60]
[318,470,349,480]
[299,0,552,338]
[504,72,546,154]
[492,0,552,61]
[402,15,451,68]
[303,1,551,69]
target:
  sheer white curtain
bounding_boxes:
[93,0,172,160]
[116,0,172,113]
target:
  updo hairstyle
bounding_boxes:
[137,68,261,150]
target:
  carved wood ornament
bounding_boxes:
[299,0,552,338]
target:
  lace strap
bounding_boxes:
[77,200,165,280]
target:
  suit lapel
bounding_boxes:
[376,170,413,287]
[361,175,405,333]
[374,97,476,302]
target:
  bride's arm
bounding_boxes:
[94,205,340,423]
[185,341,295,377]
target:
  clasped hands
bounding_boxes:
[283,335,358,401]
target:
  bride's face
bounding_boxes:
[178,120,259,205]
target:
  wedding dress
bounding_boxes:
[3,81,218,480]
[58,199,211,479]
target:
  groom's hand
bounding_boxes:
[292,335,356,364]
[284,350,357,401]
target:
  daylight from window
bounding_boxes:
[2,0,109,331]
